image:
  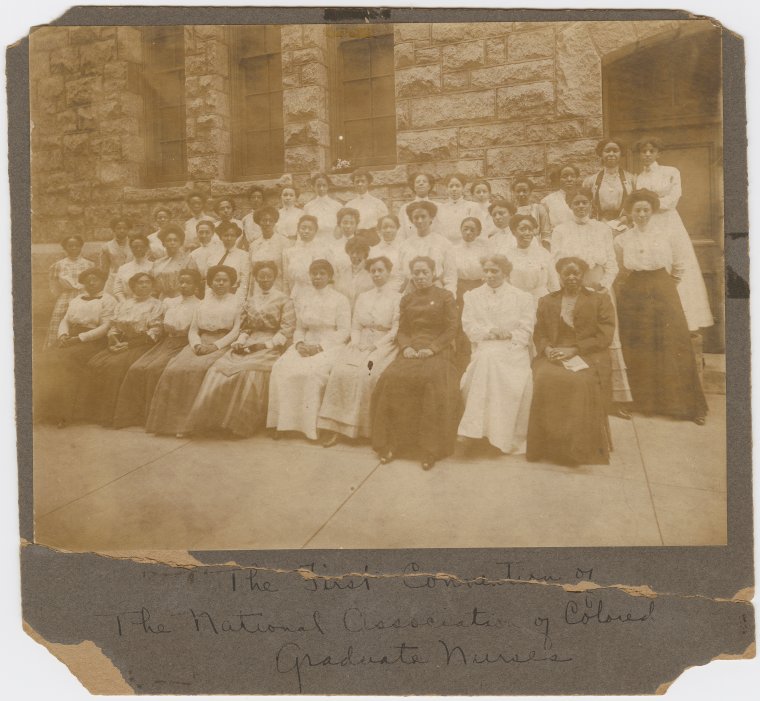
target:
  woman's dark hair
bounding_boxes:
[110,215,131,230]
[488,197,515,216]
[408,255,436,274]
[214,197,235,213]
[548,163,581,189]
[624,188,661,213]
[310,172,334,187]
[247,185,265,198]
[309,258,334,279]
[351,168,374,184]
[297,214,318,231]
[153,205,172,219]
[345,237,370,258]
[129,234,150,249]
[128,272,154,292]
[444,172,468,187]
[564,187,595,207]
[407,171,436,190]
[216,221,243,238]
[509,214,538,232]
[377,214,400,229]
[511,176,535,191]
[470,178,492,194]
[595,137,626,157]
[280,184,300,198]
[365,255,393,272]
[206,264,238,288]
[186,190,206,204]
[195,218,217,233]
[253,206,280,225]
[336,207,360,225]
[178,268,202,290]
[157,222,186,244]
[405,200,438,219]
[77,267,107,285]
[460,216,482,234]
[555,256,590,275]
[252,260,279,279]
[479,254,513,276]
[633,136,665,153]
[60,234,84,249]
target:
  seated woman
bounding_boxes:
[112,235,154,303]
[615,189,707,424]
[75,272,163,426]
[112,269,202,428]
[146,265,242,437]
[526,257,615,466]
[458,255,535,455]
[317,256,401,446]
[507,214,559,302]
[184,261,296,437]
[34,267,116,427]
[371,256,461,470]
[333,237,374,309]
[267,259,351,441]
[151,223,191,299]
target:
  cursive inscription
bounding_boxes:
[564,596,655,625]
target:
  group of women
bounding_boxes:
[36,136,711,469]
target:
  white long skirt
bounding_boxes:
[458,340,533,454]
[266,345,343,439]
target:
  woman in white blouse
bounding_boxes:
[633,136,713,331]
[318,256,401,445]
[369,215,405,292]
[267,259,351,441]
[303,172,343,241]
[146,265,242,437]
[583,137,635,230]
[615,189,707,424]
[112,235,154,303]
[113,268,202,428]
[248,206,292,291]
[398,171,438,241]
[282,214,333,300]
[458,255,535,455]
[275,185,304,242]
[541,164,579,237]
[188,219,224,284]
[213,221,251,303]
[551,187,633,418]
[437,173,475,243]
[508,214,559,302]
[345,168,389,243]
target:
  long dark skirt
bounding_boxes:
[618,269,707,420]
[371,352,462,460]
[526,355,611,466]
[112,336,189,428]
[76,342,154,426]
[34,338,107,423]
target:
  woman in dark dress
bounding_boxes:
[526,257,615,466]
[371,255,461,470]
[614,189,708,423]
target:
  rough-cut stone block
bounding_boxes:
[91,134,123,158]
[284,120,329,148]
[470,58,554,88]
[394,42,416,69]
[31,131,62,151]
[76,106,96,131]
[80,39,117,75]
[302,25,328,50]
[485,37,507,66]
[62,132,91,157]
[395,23,430,43]
[396,65,441,97]
[49,47,80,76]
[415,47,440,65]
[556,24,602,117]
[396,101,412,131]
[188,155,228,180]
[443,40,484,71]
[70,27,101,46]
[30,27,69,52]
[121,135,145,162]
[282,73,301,89]
[187,127,231,156]
[458,123,527,149]
[508,26,555,62]
[588,21,639,57]
[546,138,599,167]
[283,85,327,122]
[301,62,328,87]
[193,25,226,42]
[103,60,128,82]
[55,109,77,133]
[526,119,584,142]
[281,25,304,51]
[584,116,604,137]
[442,71,469,92]
[37,76,65,101]
[411,91,495,128]
[66,76,102,106]
[185,40,229,77]
[397,128,458,162]
[486,144,545,176]
[497,81,555,120]
[117,27,142,63]
[34,148,64,173]
[292,47,325,66]
[284,145,320,172]
[98,116,140,136]
[431,22,511,44]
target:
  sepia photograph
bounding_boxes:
[28,15,727,551]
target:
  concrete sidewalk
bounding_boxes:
[33,395,726,551]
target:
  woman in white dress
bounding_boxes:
[282,215,333,300]
[469,178,494,234]
[459,254,535,455]
[239,185,265,248]
[303,172,343,241]
[333,237,374,309]
[633,136,713,331]
[487,198,518,255]
[248,206,292,291]
[369,215,405,292]
[188,219,224,283]
[541,164,579,238]
[508,214,559,302]
[213,221,251,303]
[267,259,351,441]
[99,216,133,296]
[213,197,245,243]
[112,235,155,303]
[147,206,172,260]
[510,176,550,246]
[151,223,191,300]
[344,168,388,245]
[583,138,635,230]
[437,173,475,243]
[275,185,303,242]
[398,171,438,240]
[551,187,633,418]
[318,256,401,445]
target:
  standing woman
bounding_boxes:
[328,207,361,260]
[267,259,351,441]
[213,221,251,302]
[214,197,245,238]
[282,214,331,300]
[184,261,296,437]
[526,257,616,466]
[184,190,217,249]
[45,235,93,348]
[147,206,173,260]
[510,176,551,246]
[99,216,133,295]
[188,219,224,284]
[615,190,707,424]
[551,187,633,418]
[76,272,163,426]
[436,173,474,244]
[248,206,291,290]
[583,137,635,229]
[275,185,303,242]
[304,172,343,241]
[371,256,461,470]
[112,269,202,428]
[469,179,494,235]
[541,164,579,235]
[633,136,713,331]
[398,171,438,240]
[112,235,154,303]
[146,265,242,437]
[317,256,401,446]
[458,255,535,455]
[508,214,559,302]
[345,168,388,243]
[369,215,405,292]
[486,197,518,255]
[240,185,266,248]
[151,223,191,300]
[334,237,374,310]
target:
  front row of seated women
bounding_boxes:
[36,189,707,469]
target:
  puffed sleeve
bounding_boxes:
[509,290,536,348]
[461,289,490,343]
[429,289,459,354]
[599,227,619,290]
[376,294,401,347]
[188,307,202,348]
[659,167,682,211]
[213,301,242,350]
[576,292,615,355]
[441,242,458,295]
[536,202,551,242]
[269,297,296,348]
[112,270,127,302]
[79,295,117,343]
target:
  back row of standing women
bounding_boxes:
[38,136,710,469]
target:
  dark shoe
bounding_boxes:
[693,415,706,426]
[612,404,632,420]
[322,432,339,448]
[421,454,436,471]
[379,450,394,464]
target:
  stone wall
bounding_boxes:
[29,20,691,242]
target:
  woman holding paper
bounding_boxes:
[526,257,615,466]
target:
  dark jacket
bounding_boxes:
[397,285,459,355]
